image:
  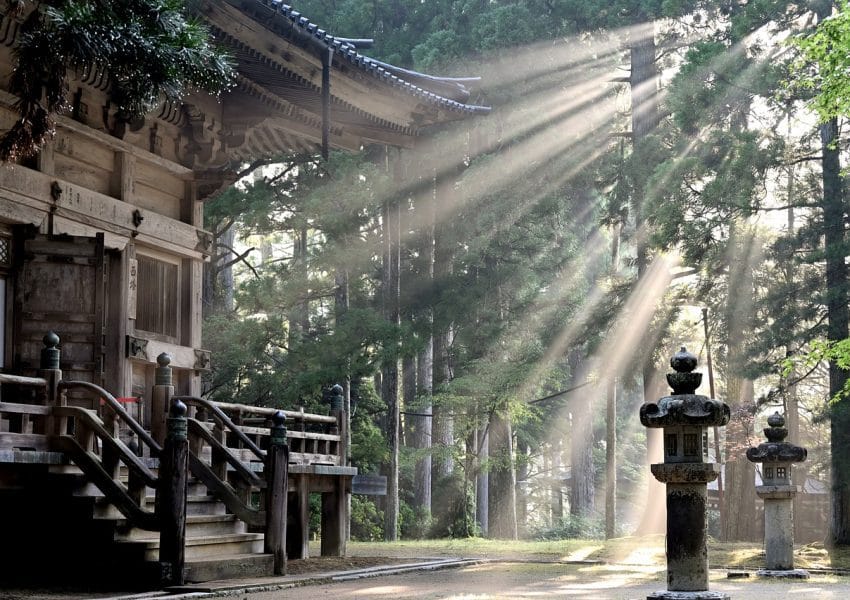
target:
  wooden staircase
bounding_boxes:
[0,334,355,589]
[57,463,274,582]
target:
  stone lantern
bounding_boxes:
[746,411,808,578]
[640,347,731,600]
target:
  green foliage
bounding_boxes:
[350,496,384,541]
[0,0,234,160]
[793,1,850,121]
[530,514,605,540]
[783,339,850,404]
[429,473,476,538]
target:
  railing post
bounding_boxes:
[320,384,347,557]
[151,353,174,447]
[330,383,344,440]
[265,410,289,575]
[158,398,188,587]
[40,332,64,436]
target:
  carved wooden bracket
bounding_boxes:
[194,349,211,371]
[195,230,213,254]
[127,335,149,361]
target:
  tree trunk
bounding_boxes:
[551,440,563,522]
[488,408,517,539]
[568,351,595,518]
[605,224,620,538]
[402,355,416,448]
[721,226,759,541]
[381,155,401,541]
[334,258,351,540]
[413,344,433,517]
[288,226,309,346]
[516,439,528,538]
[412,177,435,520]
[432,210,454,481]
[821,117,850,545]
[605,377,617,538]
[721,377,758,541]
[476,420,489,535]
[630,23,665,536]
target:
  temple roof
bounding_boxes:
[195,0,489,160]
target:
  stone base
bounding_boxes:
[647,592,730,599]
[756,568,810,579]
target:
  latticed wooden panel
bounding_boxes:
[135,255,179,340]
[0,235,10,267]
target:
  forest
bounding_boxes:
[199,0,850,547]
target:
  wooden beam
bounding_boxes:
[125,335,208,371]
[0,166,209,258]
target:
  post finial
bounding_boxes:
[330,384,344,412]
[40,331,61,370]
[156,353,173,386]
[166,398,188,441]
[270,410,288,446]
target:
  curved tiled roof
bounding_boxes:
[256,0,490,115]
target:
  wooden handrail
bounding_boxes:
[52,406,159,530]
[176,395,265,460]
[54,436,159,530]
[54,406,158,486]
[60,380,162,455]
[188,453,265,527]
[187,419,262,487]
[0,373,47,387]
[208,399,337,425]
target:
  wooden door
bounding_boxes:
[13,233,106,386]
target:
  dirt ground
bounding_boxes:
[5,539,850,600]
[240,561,850,600]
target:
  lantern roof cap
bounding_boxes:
[746,411,807,464]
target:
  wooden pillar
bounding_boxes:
[158,398,188,587]
[321,477,347,557]
[151,353,174,446]
[265,411,289,575]
[287,476,310,560]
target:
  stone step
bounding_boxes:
[71,479,208,499]
[115,514,247,540]
[120,532,265,561]
[91,492,225,520]
[182,552,274,583]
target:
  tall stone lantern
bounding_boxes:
[746,411,808,578]
[640,347,731,600]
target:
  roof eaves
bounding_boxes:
[255,0,489,116]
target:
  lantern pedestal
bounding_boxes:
[650,463,721,593]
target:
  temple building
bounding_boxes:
[0,0,487,422]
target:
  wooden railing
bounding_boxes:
[0,334,345,581]
[0,372,50,452]
[56,380,162,529]
[191,399,345,466]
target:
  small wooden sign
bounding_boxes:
[352,474,387,496]
[128,257,137,319]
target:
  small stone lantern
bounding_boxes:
[640,347,731,600]
[746,411,808,578]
